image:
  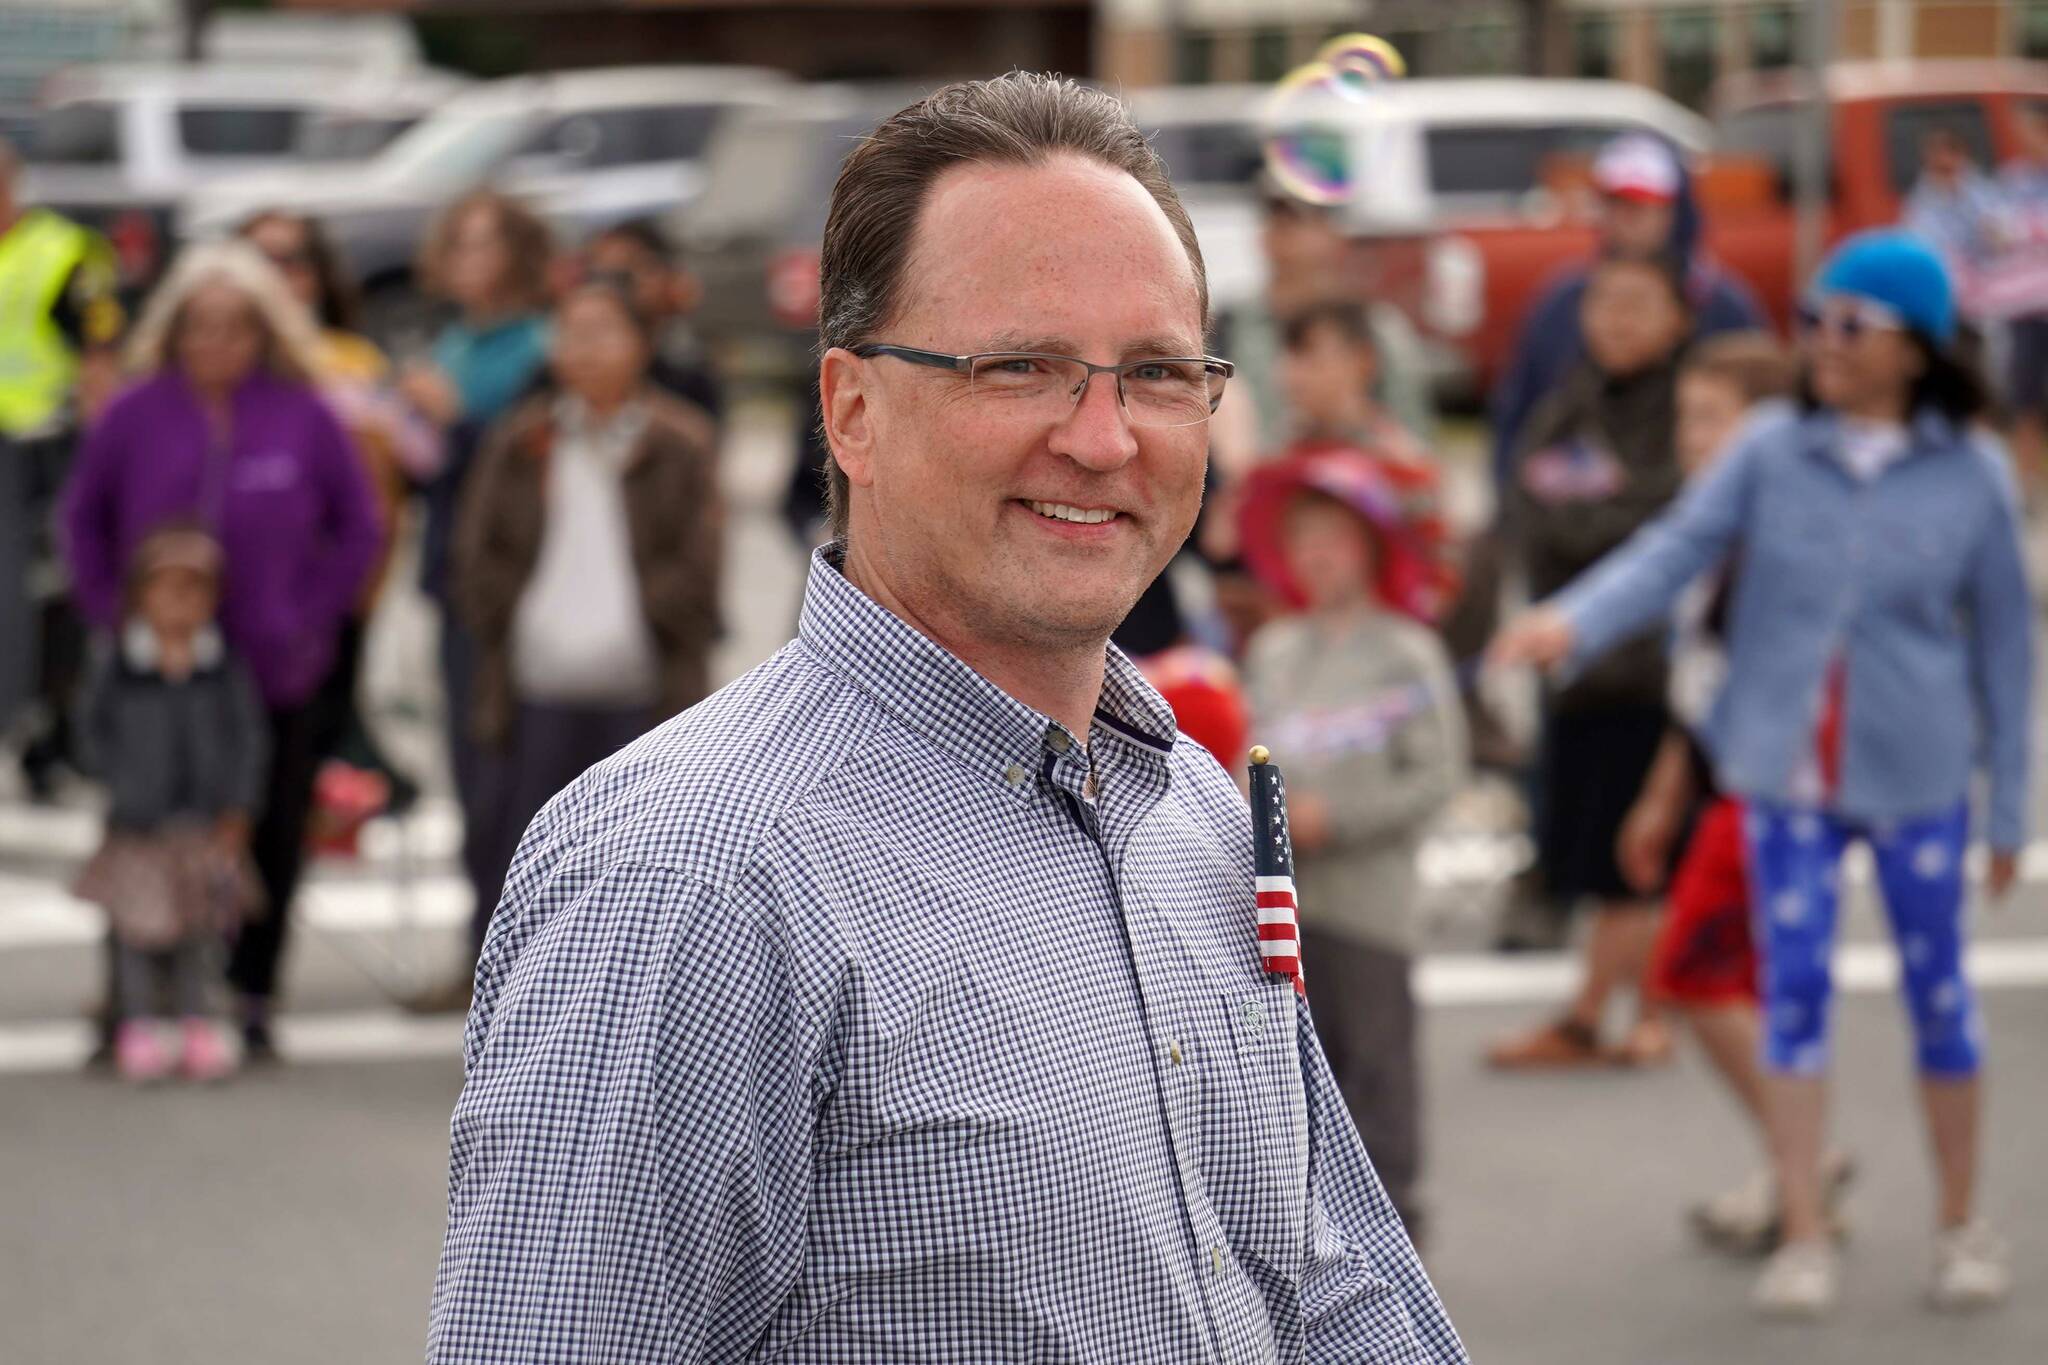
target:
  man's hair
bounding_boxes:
[816,72,1208,541]
[1681,330,1797,405]
[1281,299,1376,355]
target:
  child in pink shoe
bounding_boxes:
[72,525,266,1082]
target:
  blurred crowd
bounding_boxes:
[2,74,2044,1329]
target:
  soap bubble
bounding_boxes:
[1261,33,1405,207]
[1315,33,1405,102]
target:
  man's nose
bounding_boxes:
[1046,371,1139,471]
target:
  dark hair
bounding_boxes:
[1681,330,1798,405]
[591,217,677,264]
[417,188,556,313]
[556,271,658,351]
[237,209,360,332]
[816,72,1208,541]
[1281,300,1377,354]
[1590,247,1691,310]
[1798,329,1990,425]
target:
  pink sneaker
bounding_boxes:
[115,1021,176,1084]
[179,1019,237,1083]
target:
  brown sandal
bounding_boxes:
[1486,1015,1606,1070]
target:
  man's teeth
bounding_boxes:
[1026,501,1117,525]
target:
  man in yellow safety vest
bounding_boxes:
[0,135,124,791]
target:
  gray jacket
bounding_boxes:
[1244,611,1468,954]
[76,627,269,831]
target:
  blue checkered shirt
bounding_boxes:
[429,549,1467,1363]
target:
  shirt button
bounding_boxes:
[1003,764,1026,787]
[1046,729,1071,754]
[1169,1040,1183,1066]
[1210,1245,1224,1274]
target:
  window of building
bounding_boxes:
[2023,2,2048,59]
[1659,9,1719,111]
[1572,15,1617,79]
[1174,30,1214,85]
[1250,26,1291,82]
[1749,5,1797,69]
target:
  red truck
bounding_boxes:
[1345,61,2048,399]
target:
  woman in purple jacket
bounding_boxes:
[62,240,384,1059]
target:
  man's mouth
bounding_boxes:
[1022,499,1121,526]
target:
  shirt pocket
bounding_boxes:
[1205,975,1311,1282]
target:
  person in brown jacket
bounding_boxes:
[452,274,722,972]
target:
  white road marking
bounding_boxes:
[0,872,471,950]
[0,1011,466,1075]
[1415,938,2048,1006]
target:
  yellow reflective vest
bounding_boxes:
[0,209,116,438]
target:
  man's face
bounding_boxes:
[840,154,1208,652]
[1601,195,1675,257]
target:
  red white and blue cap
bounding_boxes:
[1594,133,1681,204]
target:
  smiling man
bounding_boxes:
[429,74,1466,1364]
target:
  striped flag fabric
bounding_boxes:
[1248,746,1305,996]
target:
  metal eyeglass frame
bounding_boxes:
[848,343,1236,426]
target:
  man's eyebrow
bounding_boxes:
[979,332,1205,360]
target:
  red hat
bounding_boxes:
[1137,645,1250,771]
[1236,442,1457,624]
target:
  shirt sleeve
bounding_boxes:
[303,396,386,629]
[1964,449,2035,850]
[1296,1002,1469,1363]
[1488,277,1580,490]
[429,861,822,1363]
[49,245,125,352]
[58,398,130,629]
[1551,414,1768,676]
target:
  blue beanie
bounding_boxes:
[1813,229,1956,344]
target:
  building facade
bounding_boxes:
[1098,0,2048,104]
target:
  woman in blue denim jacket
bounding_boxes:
[1493,231,2033,1320]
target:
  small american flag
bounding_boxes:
[1248,746,1305,996]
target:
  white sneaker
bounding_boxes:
[1930,1221,2011,1312]
[1691,1168,1776,1255]
[1691,1151,1857,1257]
[1753,1241,1839,1320]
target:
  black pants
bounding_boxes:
[1301,927,1425,1244]
[225,674,350,1003]
[469,700,653,955]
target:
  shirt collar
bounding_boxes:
[796,547,1178,802]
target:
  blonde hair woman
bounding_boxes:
[62,239,384,1061]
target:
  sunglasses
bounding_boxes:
[1796,295,1906,342]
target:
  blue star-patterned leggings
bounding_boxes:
[1743,800,1980,1078]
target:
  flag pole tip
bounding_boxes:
[1248,745,1270,766]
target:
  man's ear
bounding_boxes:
[820,347,875,490]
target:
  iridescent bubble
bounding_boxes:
[1315,33,1406,103]
[1260,34,1406,206]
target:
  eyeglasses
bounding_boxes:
[1796,296,1905,342]
[850,343,1234,429]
